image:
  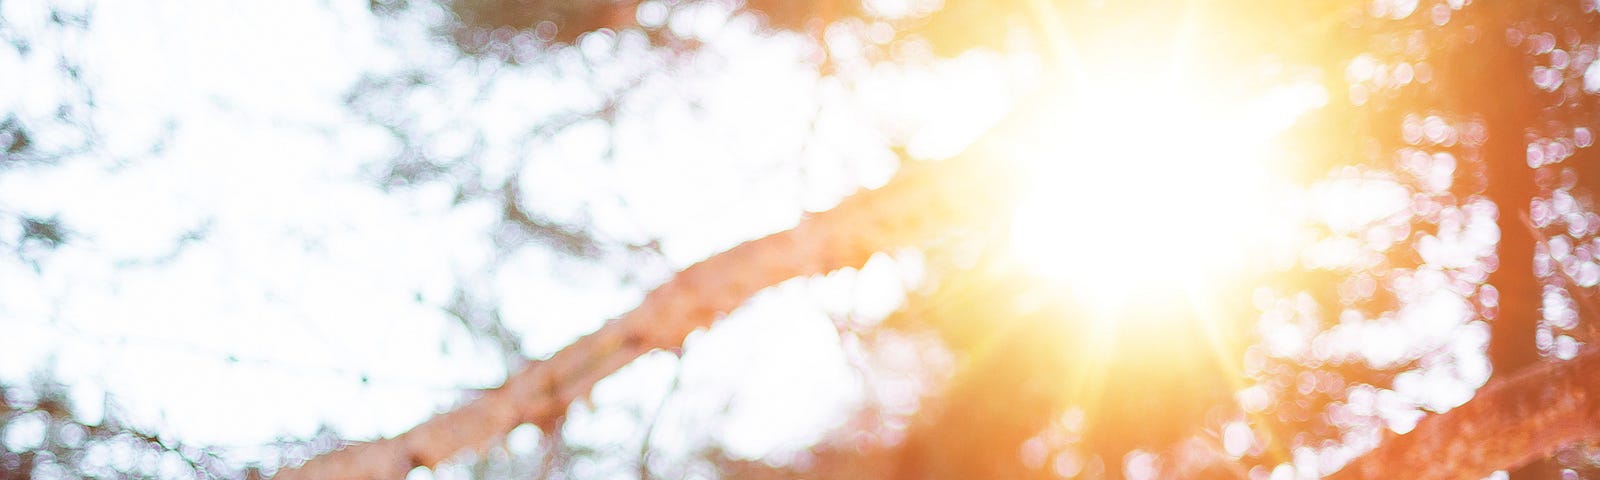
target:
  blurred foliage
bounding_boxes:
[14,0,1600,478]
[0,372,243,479]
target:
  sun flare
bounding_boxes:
[1006,59,1324,305]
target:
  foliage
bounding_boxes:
[12,0,1600,478]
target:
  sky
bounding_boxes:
[0,0,987,476]
[0,0,1564,478]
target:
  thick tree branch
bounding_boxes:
[1330,348,1600,480]
[273,153,1015,479]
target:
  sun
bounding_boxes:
[1005,58,1323,308]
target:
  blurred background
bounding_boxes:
[3,0,1600,478]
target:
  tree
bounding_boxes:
[11,0,1600,478]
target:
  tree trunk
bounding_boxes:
[1460,6,1552,477]
[1473,3,1541,398]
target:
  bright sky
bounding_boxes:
[0,1,1546,479]
[0,0,997,476]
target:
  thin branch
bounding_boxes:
[637,359,682,480]
[1520,211,1600,339]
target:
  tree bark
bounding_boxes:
[273,152,1017,479]
[1457,6,1553,477]
[1472,3,1542,399]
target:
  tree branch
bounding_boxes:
[273,153,1014,479]
[1329,348,1600,480]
